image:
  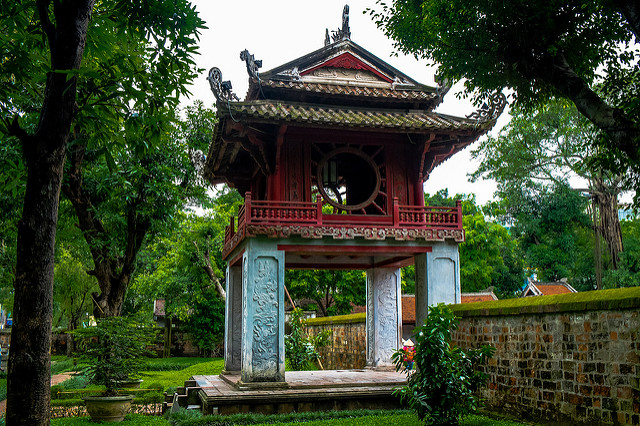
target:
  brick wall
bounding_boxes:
[450,288,640,426]
[306,313,367,370]
[305,288,640,425]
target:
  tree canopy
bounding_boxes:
[0,0,205,423]
[369,0,640,176]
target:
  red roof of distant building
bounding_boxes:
[461,292,498,303]
[521,279,577,297]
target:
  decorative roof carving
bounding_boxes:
[207,67,239,102]
[326,4,351,46]
[467,92,507,122]
[240,49,262,80]
[435,74,452,99]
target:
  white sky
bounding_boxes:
[186,0,509,205]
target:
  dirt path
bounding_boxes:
[0,373,73,416]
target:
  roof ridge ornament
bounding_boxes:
[207,67,239,102]
[467,92,507,122]
[325,4,351,46]
[240,49,262,80]
[435,73,452,100]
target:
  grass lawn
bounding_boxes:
[140,358,224,390]
[49,412,531,425]
[45,358,532,425]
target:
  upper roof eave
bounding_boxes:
[257,39,437,93]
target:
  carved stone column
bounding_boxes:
[366,267,402,368]
[414,241,461,328]
[224,265,242,372]
[240,244,285,383]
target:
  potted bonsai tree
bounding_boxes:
[74,315,153,422]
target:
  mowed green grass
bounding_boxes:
[50,412,530,425]
[140,358,225,390]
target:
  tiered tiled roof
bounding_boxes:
[221,100,494,132]
[258,79,438,103]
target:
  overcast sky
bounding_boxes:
[186,0,508,205]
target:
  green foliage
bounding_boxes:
[72,315,154,396]
[368,0,639,195]
[367,0,636,110]
[509,183,591,281]
[53,247,98,330]
[392,304,495,425]
[286,270,366,316]
[285,308,331,371]
[603,219,640,287]
[127,187,242,352]
[425,191,523,297]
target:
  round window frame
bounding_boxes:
[316,147,382,211]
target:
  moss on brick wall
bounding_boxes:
[450,287,640,318]
[305,312,366,326]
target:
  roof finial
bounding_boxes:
[467,92,507,122]
[328,4,350,44]
[207,67,239,102]
[240,49,262,80]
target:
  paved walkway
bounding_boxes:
[0,373,73,416]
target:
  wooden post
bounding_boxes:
[455,200,462,228]
[317,198,323,225]
[245,192,252,225]
[393,197,400,227]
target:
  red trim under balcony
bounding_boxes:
[222,192,463,259]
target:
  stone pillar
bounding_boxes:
[414,241,461,328]
[366,267,402,368]
[224,265,242,372]
[240,243,285,383]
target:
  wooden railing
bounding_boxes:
[225,192,462,246]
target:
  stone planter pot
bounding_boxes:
[82,394,134,422]
[116,379,143,389]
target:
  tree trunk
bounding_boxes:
[63,142,148,318]
[197,241,226,302]
[7,1,95,424]
[593,178,624,270]
[591,199,603,290]
[163,316,172,358]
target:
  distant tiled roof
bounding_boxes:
[218,100,492,132]
[461,291,498,303]
[261,79,437,102]
[521,279,577,297]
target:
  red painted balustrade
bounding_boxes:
[225,192,462,248]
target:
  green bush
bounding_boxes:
[285,308,331,371]
[50,357,77,375]
[392,304,495,425]
[72,315,154,396]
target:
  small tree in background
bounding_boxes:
[285,308,331,371]
[392,304,495,425]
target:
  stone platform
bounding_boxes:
[189,369,407,415]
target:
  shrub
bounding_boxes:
[284,308,331,371]
[392,304,495,425]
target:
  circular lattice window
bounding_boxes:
[316,147,381,211]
